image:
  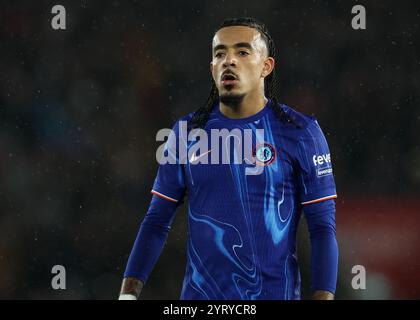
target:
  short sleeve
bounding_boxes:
[151,119,187,203]
[295,120,337,205]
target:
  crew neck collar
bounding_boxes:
[214,99,272,123]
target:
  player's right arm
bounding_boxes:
[118,118,187,300]
[118,193,183,300]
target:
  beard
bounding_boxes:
[219,91,245,111]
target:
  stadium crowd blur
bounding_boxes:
[1,1,419,299]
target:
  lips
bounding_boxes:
[221,71,239,85]
[222,74,237,81]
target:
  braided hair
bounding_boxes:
[189,17,299,129]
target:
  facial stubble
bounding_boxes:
[219,85,245,111]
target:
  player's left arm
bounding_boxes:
[303,199,338,300]
[296,119,339,300]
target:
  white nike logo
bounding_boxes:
[190,149,212,163]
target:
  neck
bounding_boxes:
[219,92,268,119]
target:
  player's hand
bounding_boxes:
[312,290,334,300]
[118,277,144,300]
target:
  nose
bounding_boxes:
[222,51,237,68]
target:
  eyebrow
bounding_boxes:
[213,42,253,53]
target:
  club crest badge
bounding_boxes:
[253,143,276,166]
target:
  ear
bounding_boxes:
[261,57,275,78]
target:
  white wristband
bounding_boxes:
[118,294,137,300]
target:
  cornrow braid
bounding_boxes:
[189,17,300,129]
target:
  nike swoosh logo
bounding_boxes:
[190,149,212,163]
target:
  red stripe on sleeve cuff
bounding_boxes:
[151,190,178,203]
[301,194,337,205]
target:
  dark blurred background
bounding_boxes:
[0,0,419,299]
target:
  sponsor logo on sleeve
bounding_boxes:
[316,167,333,177]
[312,153,331,166]
[313,153,333,177]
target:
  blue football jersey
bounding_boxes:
[151,100,337,299]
